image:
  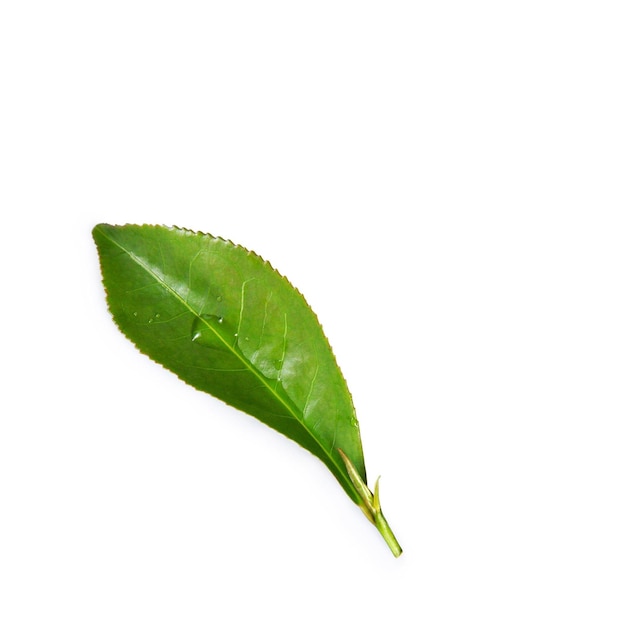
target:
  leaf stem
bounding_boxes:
[338,450,403,557]
[374,508,403,558]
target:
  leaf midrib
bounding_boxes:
[97,226,359,502]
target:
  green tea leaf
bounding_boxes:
[93,224,401,556]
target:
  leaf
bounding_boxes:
[92,223,401,556]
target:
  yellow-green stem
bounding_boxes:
[338,449,403,558]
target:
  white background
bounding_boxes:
[1,2,623,624]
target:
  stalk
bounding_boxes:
[338,450,403,557]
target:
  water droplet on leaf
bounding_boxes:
[191,314,230,350]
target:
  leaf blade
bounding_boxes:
[92,223,367,503]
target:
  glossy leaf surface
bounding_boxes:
[93,224,366,502]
